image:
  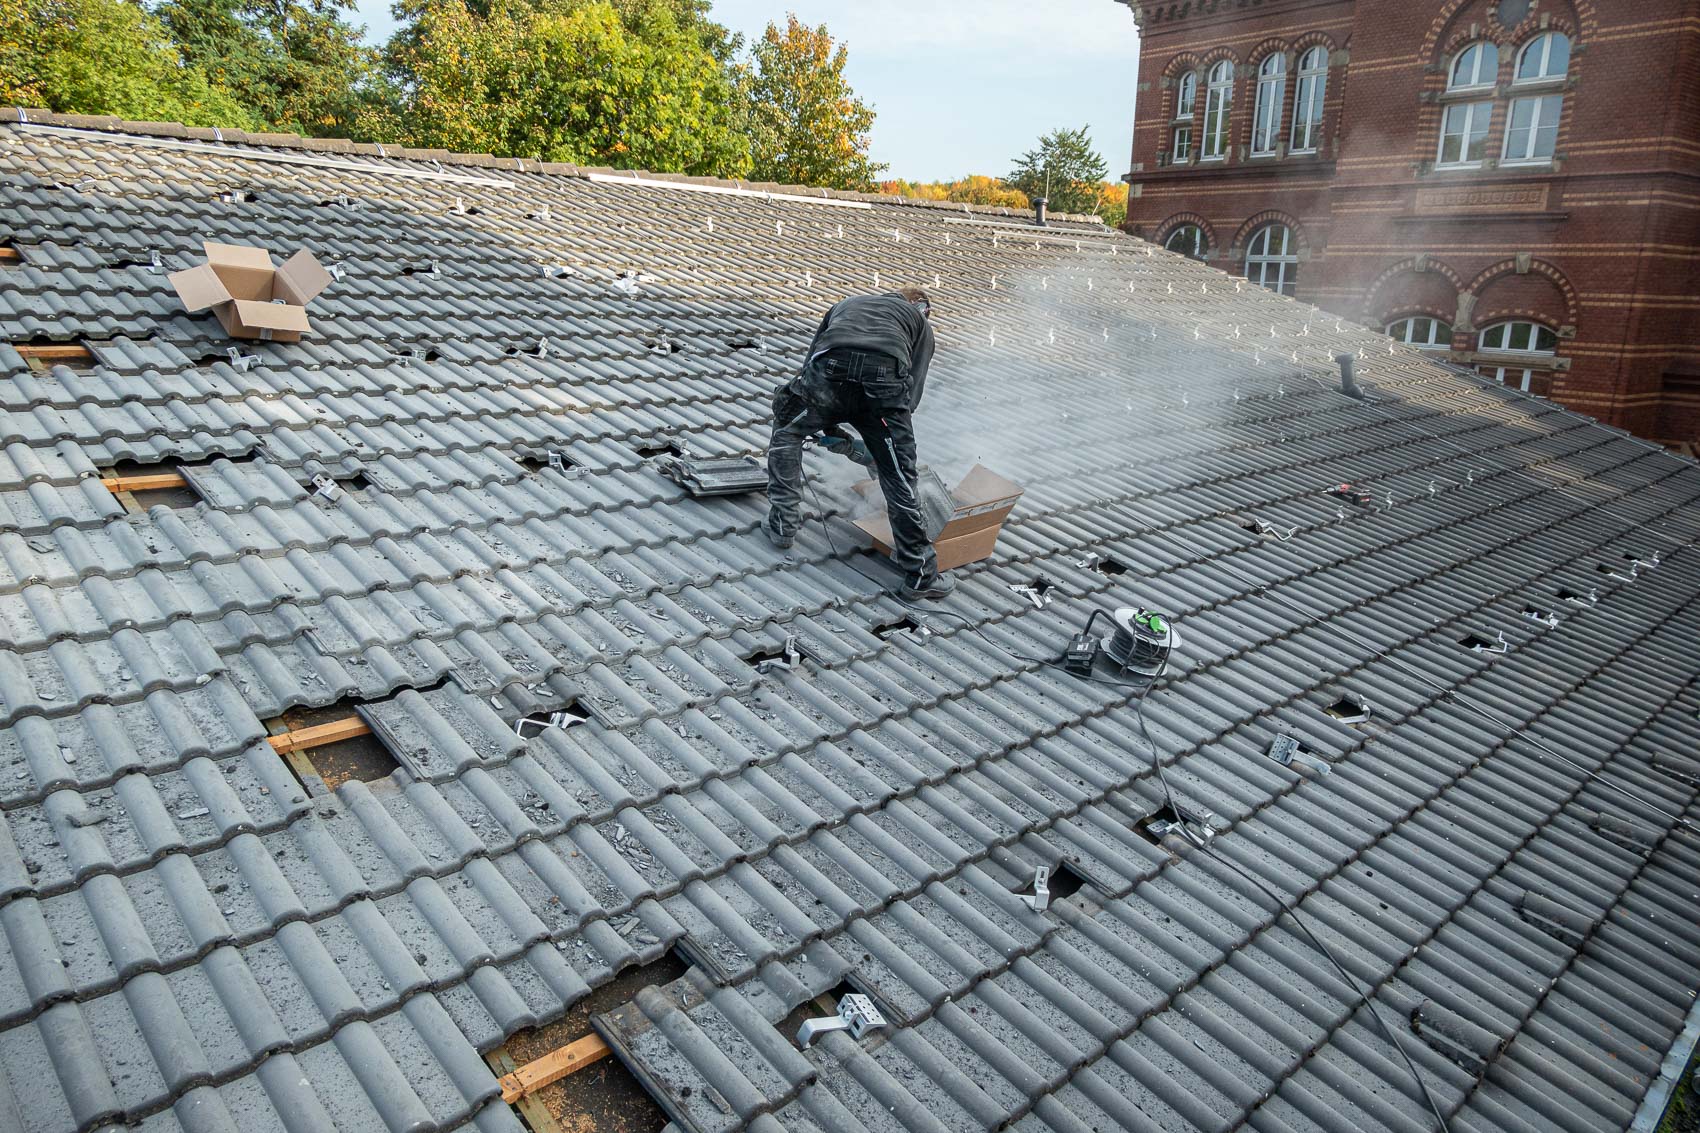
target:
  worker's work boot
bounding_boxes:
[763,514,794,550]
[898,570,955,602]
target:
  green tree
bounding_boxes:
[154,0,377,136]
[0,0,255,125]
[1007,126,1109,216]
[378,0,749,175]
[740,15,883,191]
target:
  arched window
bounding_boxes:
[1516,32,1569,81]
[1438,42,1498,168]
[1290,46,1328,153]
[1504,34,1568,164]
[1387,316,1453,350]
[1203,61,1233,160]
[1477,320,1558,392]
[1176,71,1198,116]
[1172,71,1197,161]
[1252,53,1286,156]
[1164,224,1208,260]
[1450,42,1499,89]
[1244,224,1298,295]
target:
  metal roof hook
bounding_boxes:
[797,994,886,1047]
[226,347,257,373]
[1025,865,1051,912]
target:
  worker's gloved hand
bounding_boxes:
[817,432,874,467]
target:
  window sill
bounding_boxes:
[1432,162,1486,172]
[1499,158,1555,169]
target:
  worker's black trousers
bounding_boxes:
[765,349,939,585]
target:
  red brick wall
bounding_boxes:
[1120,0,1700,441]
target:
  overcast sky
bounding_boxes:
[347,0,1142,182]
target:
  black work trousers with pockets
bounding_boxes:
[765,347,939,585]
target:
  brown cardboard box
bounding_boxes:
[167,241,332,342]
[852,464,1023,571]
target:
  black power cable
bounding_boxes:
[799,461,1454,1131]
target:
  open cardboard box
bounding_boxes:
[852,464,1023,571]
[167,240,332,342]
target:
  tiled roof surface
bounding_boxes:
[0,114,1697,1133]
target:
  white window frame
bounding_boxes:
[1478,364,1539,392]
[1502,93,1562,164]
[1172,126,1193,162]
[1252,54,1286,156]
[1477,320,1558,392]
[1245,224,1298,296]
[1175,71,1197,118]
[1437,101,1493,168]
[1290,46,1327,154]
[1203,61,1233,160]
[1387,317,1453,350]
[1515,32,1569,82]
[1449,41,1499,91]
[1479,320,1558,353]
[1164,224,1208,260]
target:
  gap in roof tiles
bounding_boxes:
[780,975,902,1051]
[1460,631,1508,654]
[517,447,578,475]
[631,437,687,460]
[1015,859,1093,911]
[267,697,400,795]
[12,339,94,371]
[497,950,688,1133]
[1323,694,1373,724]
[1134,800,1186,848]
[513,694,595,739]
[872,613,928,641]
[104,460,201,512]
[743,635,813,674]
[1087,554,1129,576]
[306,469,373,496]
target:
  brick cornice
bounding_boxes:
[1128,0,1346,32]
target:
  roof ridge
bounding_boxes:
[0,106,1110,226]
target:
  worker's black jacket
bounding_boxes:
[802,293,935,412]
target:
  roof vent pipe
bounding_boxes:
[1033,198,1048,227]
[1335,352,1363,399]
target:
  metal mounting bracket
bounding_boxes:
[797,993,887,1047]
[1025,865,1051,912]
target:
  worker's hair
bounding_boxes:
[896,286,931,313]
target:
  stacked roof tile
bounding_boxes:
[1,112,1698,1133]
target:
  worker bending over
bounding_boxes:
[765,287,952,601]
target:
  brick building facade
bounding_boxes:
[1114,0,1700,442]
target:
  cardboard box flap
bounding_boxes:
[202,241,274,270]
[166,263,233,312]
[231,299,312,332]
[952,464,1023,510]
[274,248,333,306]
